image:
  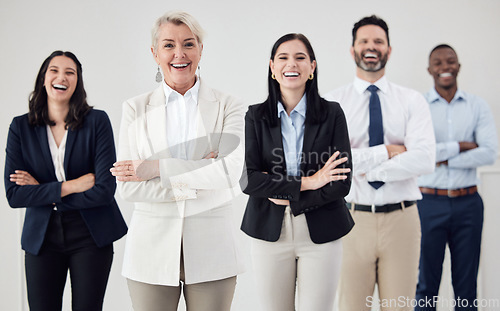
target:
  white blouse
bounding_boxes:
[46,125,68,182]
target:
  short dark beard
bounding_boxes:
[354,50,388,72]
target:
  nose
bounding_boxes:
[174,46,185,58]
[286,59,297,68]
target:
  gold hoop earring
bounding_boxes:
[271,73,276,80]
[309,73,314,80]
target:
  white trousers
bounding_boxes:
[251,206,343,311]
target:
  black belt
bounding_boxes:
[347,201,416,213]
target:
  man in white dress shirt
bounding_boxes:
[325,15,436,311]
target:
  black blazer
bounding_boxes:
[4,109,127,255]
[241,99,354,244]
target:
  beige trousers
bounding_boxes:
[251,206,343,311]
[337,204,421,311]
[127,251,236,311]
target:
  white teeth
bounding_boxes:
[439,73,452,78]
[171,63,189,68]
[284,72,299,77]
[53,84,67,90]
[364,53,377,58]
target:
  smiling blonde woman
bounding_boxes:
[110,11,245,311]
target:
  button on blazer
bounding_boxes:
[241,99,354,244]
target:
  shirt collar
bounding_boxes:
[353,75,389,95]
[162,76,200,105]
[428,87,465,104]
[277,94,307,118]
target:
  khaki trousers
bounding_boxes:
[127,251,236,311]
[337,204,421,311]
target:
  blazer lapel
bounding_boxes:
[300,121,320,174]
[194,81,219,156]
[268,119,286,173]
[146,86,170,159]
[34,125,57,180]
[64,128,77,174]
[197,81,218,138]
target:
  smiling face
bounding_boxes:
[270,39,316,96]
[428,47,460,90]
[351,25,391,74]
[43,55,78,106]
[152,22,202,95]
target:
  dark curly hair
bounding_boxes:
[28,50,92,130]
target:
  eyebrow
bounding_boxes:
[48,65,76,72]
[162,38,196,42]
[277,52,308,57]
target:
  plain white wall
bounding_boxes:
[1,0,500,310]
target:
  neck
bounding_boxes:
[168,77,196,96]
[280,87,305,115]
[47,100,69,125]
[435,85,458,103]
[356,67,385,84]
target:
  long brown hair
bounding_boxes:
[28,50,92,130]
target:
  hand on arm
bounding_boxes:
[459,141,478,152]
[300,151,350,191]
[111,152,217,182]
[386,144,406,159]
[111,160,160,182]
[437,142,477,166]
[268,151,351,206]
[10,170,95,198]
[10,170,39,186]
[61,173,95,197]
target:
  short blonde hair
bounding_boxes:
[151,11,205,53]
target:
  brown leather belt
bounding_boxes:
[419,186,477,198]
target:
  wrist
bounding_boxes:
[61,181,73,197]
[301,176,311,191]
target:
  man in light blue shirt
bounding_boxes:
[416,44,498,311]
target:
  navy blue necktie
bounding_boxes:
[367,85,385,189]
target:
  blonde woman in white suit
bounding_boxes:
[110,11,245,311]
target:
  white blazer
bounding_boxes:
[118,81,246,285]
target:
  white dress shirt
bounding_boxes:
[325,76,436,205]
[46,124,68,182]
[162,79,200,160]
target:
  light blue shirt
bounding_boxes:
[418,88,498,189]
[277,95,306,177]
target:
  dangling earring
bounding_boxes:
[197,64,201,79]
[271,73,276,80]
[309,73,314,80]
[155,65,162,83]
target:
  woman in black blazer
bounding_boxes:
[241,34,354,311]
[4,51,127,311]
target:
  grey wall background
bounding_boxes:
[1,0,499,310]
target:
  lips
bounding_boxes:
[171,63,190,69]
[52,84,68,90]
[363,52,379,60]
[439,72,452,78]
[283,71,299,77]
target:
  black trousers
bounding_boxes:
[25,210,113,311]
